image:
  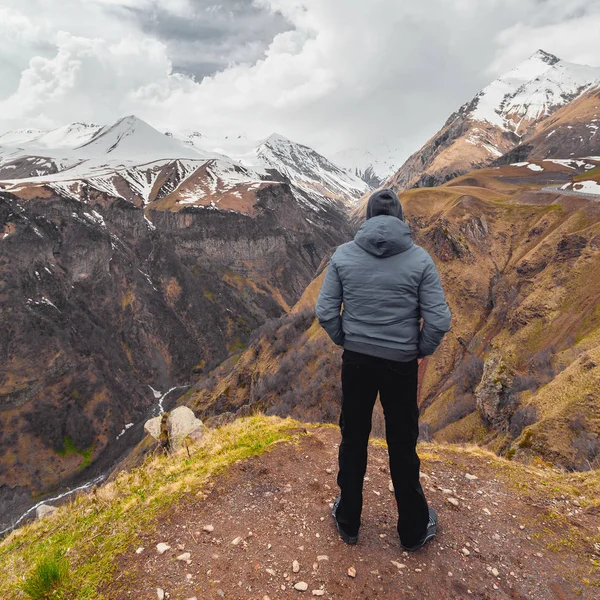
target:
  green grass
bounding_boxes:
[573,166,600,181]
[20,553,71,599]
[56,438,93,470]
[0,415,301,599]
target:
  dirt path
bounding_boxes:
[106,428,599,600]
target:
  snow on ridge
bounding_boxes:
[469,50,600,134]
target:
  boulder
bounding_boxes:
[144,417,162,441]
[167,406,203,451]
[144,407,204,452]
[36,504,58,520]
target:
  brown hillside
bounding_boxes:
[184,162,600,472]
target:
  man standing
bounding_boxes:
[316,188,451,551]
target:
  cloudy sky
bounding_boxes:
[1,0,599,162]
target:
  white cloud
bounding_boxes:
[0,0,599,162]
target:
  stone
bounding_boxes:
[312,591,325,596]
[483,508,492,516]
[135,547,144,554]
[389,481,394,493]
[465,473,478,481]
[266,568,276,576]
[167,406,204,450]
[294,581,308,591]
[391,561,406,569]
[177,552,191,561]
[317,555,329,561]
[156,543,171,554]
[157,589,165,600]
[144,417,162,441]
[203,524,214,533]
[491,567,499,577]
[293,560,300,573]
[461,548,471,556]
[231,537,243,546]
[348,566,357,578]
[447,497,459,507]
[36,504,58,520]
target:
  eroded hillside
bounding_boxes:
[185,160,600,472]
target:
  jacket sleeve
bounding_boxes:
[315,257,345,346]
[417,255,451,358]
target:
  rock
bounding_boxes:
[167,406,204,450]
[156,543,171,554]
[266,568,276,576]
[144,417,162,441]
[491,567,500,577]
[36,504,58,520]
[177,552,191,562]
[389,481,394,493]
[461,548,471,556]
[483,508,492,516]
[294,581,308,591]
[231,537,243,546]
[447,497,459,507]
[391,561,406,569]
[348,566,356,578]
[157,589,165,600]
[465,473,478,481]
[493,533,501,540]
[317,555,329,561]
[475,351,518,431]
[293,560,300,573]
[135,547,144,554]
[312,591,325,596]
[217,590,224,597]
[325,468,333,474]
[203,524,214,533]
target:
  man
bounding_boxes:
[316,188,451,551]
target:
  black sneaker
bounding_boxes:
[401,508,438,552]
[332,496,359,545]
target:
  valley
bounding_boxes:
[1,48,599,542]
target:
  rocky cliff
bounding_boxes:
[0,170,351,531]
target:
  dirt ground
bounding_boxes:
[106,427,599,600]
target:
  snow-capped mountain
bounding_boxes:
[331,147,403,187]
[0,117,367,211]
[252,133,370,205]
[387,50,600,192]
[468,50,600,135]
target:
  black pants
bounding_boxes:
[335,349,429,547]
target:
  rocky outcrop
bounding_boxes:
[475,352,518,432]
[144,407,204,452]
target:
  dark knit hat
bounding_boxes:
[366,188,403,221]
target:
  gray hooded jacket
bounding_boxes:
[316,215,451,361]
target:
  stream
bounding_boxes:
[0,384,189,537]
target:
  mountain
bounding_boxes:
[0,117,356,531]
[331,146,402,187]
[494,83,600,164]
[387,50,600,191]
[185,157,600,474]
[180,130,372,205]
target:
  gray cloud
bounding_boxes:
[126,1,291,80]
[0,0,599,163]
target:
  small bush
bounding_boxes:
[20,553,71,599]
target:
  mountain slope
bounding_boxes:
[0,143,351,532]
[331,146,402,187]
[186,159,600,473]
[387,50,600,191]
[0,416,598,598]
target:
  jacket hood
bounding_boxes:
[354,215,414,258]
